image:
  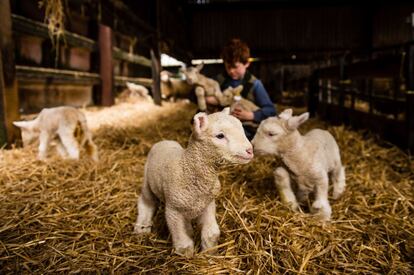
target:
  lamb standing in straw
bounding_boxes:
[251,109,345,221]
[134,108,253,257]
[13,106,98,162]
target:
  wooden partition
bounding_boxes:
[308,42,414,152]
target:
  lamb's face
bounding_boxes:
[209,113,253,164]
[13,120,39,147]
[183,67,200,85]
[192,110,253,164]
[251,117,288,156]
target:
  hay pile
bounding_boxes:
[1,101,413,273]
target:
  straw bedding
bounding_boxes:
[1,100,413,273]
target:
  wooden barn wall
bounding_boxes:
[372,4,414,48]
[158,0,192,62]
[189,6,371,59]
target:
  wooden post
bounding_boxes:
[151,49,162,105]
[307,71,319,117]
[98,24,113,106]
[150,0,162,106]
[338,55,346,124]
[405,43,414,152]
[0,0,20,147]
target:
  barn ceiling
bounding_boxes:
[157,1,414,63]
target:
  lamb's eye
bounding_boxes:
[216,133,225,139]
[268,132,277,137]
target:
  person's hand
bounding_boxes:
[205,96,219,105]
[231,107,254,121]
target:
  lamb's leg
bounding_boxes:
[195,86,207,112]
[59,129,80,160]
[165,207,194,257]
[55,140,68,159]
[274,167,299,211]
[331,166,346,200]
[297,184,310,205]
[84,135,99,162]
[134,178,157,234]
[311,173,332,221]
[38,131,50,160]
[197,200,220,254]
[214,89,226,107]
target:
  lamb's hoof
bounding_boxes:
[286,201,300,212]
[175,245,194,258]
[332,189,345,200]
[311,200,331,221]
[201,239,219,255]
[133,223,151,234]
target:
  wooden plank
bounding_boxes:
[114,76,152,88]
[12,14,98,51]
[16,65,100,85]
[112,47,151,67]
[0,0,20,147]
[99,24,114,106]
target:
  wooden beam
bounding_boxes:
[112,47,151,67]
[15,65,100,85]
[99,24,114,106]
[12,14,98,51]
[114,76,152,88]
[0,0,20,147]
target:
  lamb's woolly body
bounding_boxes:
[252,109,345,221]
[13,106,98,161]
[134,110,253,257]
[183,64,233,111]
[160,70,193,99]
[146,140,220,219]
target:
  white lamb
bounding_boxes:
[13,106,98,162]
[183,64,237,112]
[251,109,345,221]
[134,108,253,257]
[115,82,152,104]
[160,70,193,100]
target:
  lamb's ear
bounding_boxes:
[193,112,209,138]
[279,108,293,120]
[195,63,204,71]
[221,107,230,115]
[13,120,35,129]
[287,112,309,130]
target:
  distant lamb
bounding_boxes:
[115,82,152,104]
[183,64,240,112]
[13,106,98,162]
[251,109,345,221]
[160,70,193,100]
[134,108,253,257]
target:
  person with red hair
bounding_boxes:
[206,38,276,140]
